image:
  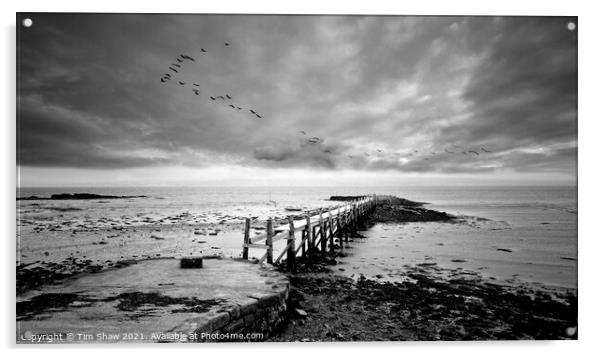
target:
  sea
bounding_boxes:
[16,186,577,290]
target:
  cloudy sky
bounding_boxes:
[17,14,577,186]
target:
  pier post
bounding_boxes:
[287,216,296,271]
[305,215,311,256]
[266,218,274,264]
[301,230,306,258]
[319,209,327,253]
[328,211,334,251]
[312,226,317,250]
[242,218,250,260]
[350,202,356,234]
[336,207,343,243]
[344,205,349,242]
[354,201,360,232]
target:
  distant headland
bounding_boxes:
[17,193,148,201]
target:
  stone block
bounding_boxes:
[239,299,258,316]
[180,257,203,269]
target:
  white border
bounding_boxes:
[2,0,600,356]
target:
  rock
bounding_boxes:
[18,193,148,200]
[295,308,308,318]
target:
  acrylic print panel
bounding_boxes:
[16,13,577,343]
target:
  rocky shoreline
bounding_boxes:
[332,195,456,224]
[270,261,577,341]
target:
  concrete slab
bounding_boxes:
[17,258,288,343]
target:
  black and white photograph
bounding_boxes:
[15,11,578,344]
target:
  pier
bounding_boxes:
[242,195,377,270]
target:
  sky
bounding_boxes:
[16,14,577,187]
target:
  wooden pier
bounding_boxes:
[242,195,377,271]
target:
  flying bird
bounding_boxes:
[180,54,195,61]
[250,109,256,114]
[193,89,200,95]
[200,48,207,52]
[377,149,383,153]
[193,83,200,87]
[217,95,225,100]
[229,104,235,108]
[160,77,167,83]
[299,131,307,135]
[324,149,332,154]
[210,96,216,100]
[224,42,230,46]
[172,63,181,68]
[468,150,480,155]
[178,81,185,85]
[226,94,232,99]
[169,67,178,73]
[176,58,183,63]
[237,107,242,110]
[481,147,491,153]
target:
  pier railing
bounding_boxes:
[242,195,377,271]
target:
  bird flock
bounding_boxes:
[159,42,265,120]
[160,41,493,164]
[295,129,493,162]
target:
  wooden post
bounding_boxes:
[336,207,342,239]
[305,215,311,255]
[317,209,323,252]
[312,225,317,249]
[328,210,334,251]
[287,216,296,271]
[301,230,306,258]
[343,205,349,242]
[242,218,250,259]
[266,218,274,264]
[352,203,358,233]
[319,209,327,253]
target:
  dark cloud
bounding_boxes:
[17,14,577,177]
[441,17,577,150]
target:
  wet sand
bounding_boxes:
[17,201,328,294]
